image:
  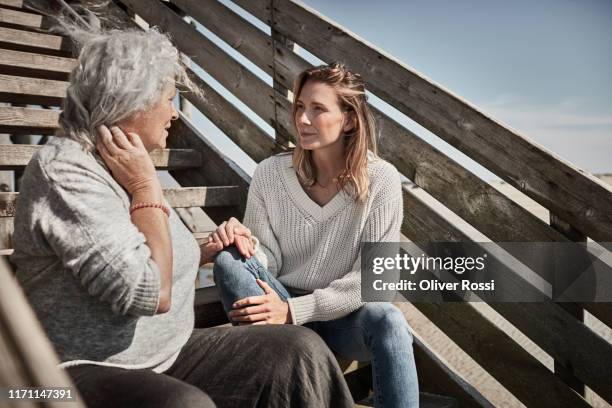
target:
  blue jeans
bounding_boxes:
[213,246,419,408]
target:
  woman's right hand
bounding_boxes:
[96,125,160,196]
[210,217,255,258]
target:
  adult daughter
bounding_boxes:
[210,63,419,408]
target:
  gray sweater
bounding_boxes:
[11,137,199,373]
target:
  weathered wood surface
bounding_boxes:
[583,303,612,331]
[194,286,229,328]
[0,6,42,28]
[0,187,239,216]
[0,0,23,8]
[0,258,86,407]
[0,105,59,134]
[550,214,587,395]
[0,26,71,55]
[168,113,250,222]
[161,186,240,208]
[403,185,612,404]
[0,71,279,165]
[0,143,203,170]
[0,73,67,105]
[170,0,274,75]
[412,336,494,408]
[413,302,590,408]
[165,0,294,137]
[235,0,612,244]
[183,68,283,163]
[0,48,74,80]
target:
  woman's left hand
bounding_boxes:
[229,280,292,325]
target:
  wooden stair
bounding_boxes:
[0,1,610,408]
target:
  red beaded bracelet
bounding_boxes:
[129,202,170,217]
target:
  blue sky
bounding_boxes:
[185,0,612,181]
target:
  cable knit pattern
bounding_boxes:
[243,153,403,325]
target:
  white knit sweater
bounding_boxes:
[243,153,403,325]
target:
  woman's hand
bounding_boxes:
[200,240,223,265]
[229,280,292,325]
[210,217,255,258]
[96,125,160,196]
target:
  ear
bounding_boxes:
[343,112,356,133]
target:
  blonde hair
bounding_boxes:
[291,62,378,202]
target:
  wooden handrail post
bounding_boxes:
[271,0,295,148]
[549,213,586,397]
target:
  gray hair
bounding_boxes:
[53,11,199,150]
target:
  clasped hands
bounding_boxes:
[202,218,291,325]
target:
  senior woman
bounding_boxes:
[10,23,353,408]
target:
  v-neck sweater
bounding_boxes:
[243,153,403,325]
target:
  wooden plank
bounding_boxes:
[235,0,612,244]
[170,0,274,76]
[0,6,42,28]
[0,73,67,105]
[183,68,283,163]
[162,186,240,208]
[193,285,229,328]
[0,0,23,7]
[0,258,86,407]
[0,187,239,216]
[0,48,75,80]
[413,302,589,408]
[168,112,250,223]
[119,0,277,128]
[582,303,612,330]
[0,105,59,134]
[402,185,612,404]
[169,0,295,139]
[0,144,203,170]
[0,26,71,55]
[412,337,494,408]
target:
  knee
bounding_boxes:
[212,246,245,283]
[266,325,334,362]
[361,304,413,343]
[163,386,216,408]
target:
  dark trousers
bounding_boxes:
[67,325,353,408]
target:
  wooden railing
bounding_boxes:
[0,0,610,407]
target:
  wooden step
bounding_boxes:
[0,48,75,80]
[0,0,23,8]
[0,26,71,56]
[0,6,43,28]
[0,105,58,134]
[0,144,203,170]
[0,187,240,217]
[0,73,67,105]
